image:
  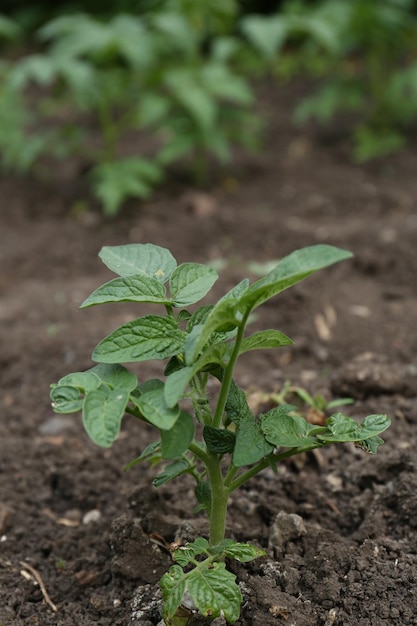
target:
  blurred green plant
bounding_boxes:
[0,2,259,215]
[242,0,417,160]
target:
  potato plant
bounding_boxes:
[51,243,390,623]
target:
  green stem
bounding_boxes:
[205,451,229,546]
[213,313,249,428]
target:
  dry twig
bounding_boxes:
[20,561,57,612]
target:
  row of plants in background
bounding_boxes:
[51,243,390,623]
[1,0,417,215]
[242,0,417,161]
[0,1,258,215]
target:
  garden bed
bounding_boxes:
[1,87,417,625]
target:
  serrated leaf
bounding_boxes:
[203,425,236,454]
[170,263,218,307]
[222,541,266,563]
[317,413,391,443]
[195,481,211,513]
[187,561,242,623]
[80,274,169,308]
[160,411,195,459]
[153,459,191,487]
[132,387,180,430]
[164,344,227,407]
[99,243,177,281]
[92,315,186,363]
[89,363,137,392]
[57,371,101,393]
[225,380,252,425]
[50,385,83,413]
[160,564,187,621]
[82,385,129,447]
[239,329,293,354]
[239,245,353,312]
[261,405,318,447]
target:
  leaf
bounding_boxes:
[233,416,274,467]
[153,459,191,487]
[50,385,83,413]
[261,405,318,447]
[82,385,129,447]
[195,481,211,513]
[88,363,138,392]
[169,263,218,307]
[355,436,385,454]
[132,387,181,430]
[239,245,353,312]
[160,411,195,459]
[225,380,252,425]
[57,371,101,393]
[241,15,288,61]
[172,538,209,567]
[187,561,242,623]
[239,329,293,354]
[99,243,177,281]
[92,315,186,363]
[222,541,266,563]
[124,440,161,471]
[203,425,236,454]
[317,413,391,443]
[164,344,227,407]
[160,564,187,621]
[80,274,169,308]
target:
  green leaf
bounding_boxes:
[98,243,177,281]
[164,344,227,407]
[169,263,218,307]
[160,411,195,459]
[172,538,209,567]
[153,459,191,487]
[225,380,252,425]
[160,564,187,621]
[187,561,242,623]
[50,385,83,413]
[124,440,161,470]
[317,413,391,443]
[132,387,181,430]
[239,329,293,354]
[355,436,385,454]
[82,385,129,447]
[92,315,186,363]
[261,405,318,447]
[239,245,353,312]
[57,371,101,393]
[88,363,138,392]
[222,541,266,563]
[203,425,236,454]
[195,481,211,514]
[80,274,169,308]
[233,416,274,467]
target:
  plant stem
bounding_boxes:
[213,314,249,428]
[205,451,229,546]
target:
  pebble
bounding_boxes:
[268,511,307,550]
[82,509,102,524]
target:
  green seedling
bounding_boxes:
[51,243,390,623]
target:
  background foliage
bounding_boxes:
[1,0,417,214]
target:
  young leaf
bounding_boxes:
[317,413,391,443]
[160,564,187,622]
[172,538,209,567]
[50,385,83,413]
[80,274,169,308]
[239,329,294,354]
[153,459,191,487]
[233,416,274,467]
[99,243,177,281]
[160,410,195,459]
[57,371,101,393]
[222,541,266,563]
[132,387,181,430]
[203,425,236,454]
[89,363,137,392]
[124,440,161,471]
[187,561,242,623]
[92,315,186,363]
[82,386,129,447]
[260,405,318,447]
[195,481,211,514]
[169,263,218,307]
[239,245,353,312]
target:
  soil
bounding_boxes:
[1,83,417,626]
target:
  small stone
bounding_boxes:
[268,511,307,550]
[82,509,102,525]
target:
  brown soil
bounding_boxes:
[1,86,417,625]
